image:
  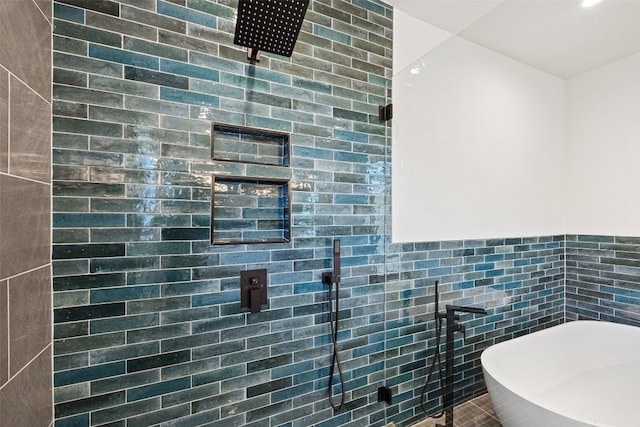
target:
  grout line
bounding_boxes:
[0,171,52,187]
[2,264,51,283]
[7,69,51,105]
[32,0,51,25]
[0,343,51,393]
[6,69,10,176]
[2,280,8,384]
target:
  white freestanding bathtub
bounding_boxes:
[481,321,640,427]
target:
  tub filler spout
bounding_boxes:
[437,304,487,427]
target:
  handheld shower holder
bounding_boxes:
[322,271,340,285]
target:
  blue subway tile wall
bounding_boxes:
[52,1,393,425]
[566,235,640,326]
[51,1,568,426]
[383,237,565,425]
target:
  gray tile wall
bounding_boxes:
[0,1,53,426]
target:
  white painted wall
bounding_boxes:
[392,19,566,242]
[565,53,640,236]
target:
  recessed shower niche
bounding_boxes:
[211,123,289,166]
[210,123,291,245]
[211,176,291,245]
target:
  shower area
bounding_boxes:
[1,0,639,426]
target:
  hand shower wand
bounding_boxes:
[322,239,345,411]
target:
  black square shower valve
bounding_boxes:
[240,269,268,313]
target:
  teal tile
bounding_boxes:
[125,66,189,90]
[126,184,191,200]
[127,269,192,285]
[123,36,189,62]
[121,4,187,34]
[126,324,188,344]
[161,143,209,160]
[126,156,190,173]
[54,213,125,228]
[89,75,159,98]
[160,87,219,107]
[54,3,85,23]
[125,96,191,117]
[89,44,160,70]
[53,259,89,276]
[54,85,123,107]
[53,197,89,213]
[89,168,159,184]
[161,116,210,133]
[90,228,161,243]
[53,181,122,199]
[89,106,159,127]
[53,164,89,181]
[85,9,158,42]
[54,20,121,47]
[53,100,87,118]
[54,52,123,78]
[127,214,191,227]
[190,79,244,100]
[160,59,220,82]
[313,24,351,45]
[246,91,291,109]
[158,30,217,54]
[53,148,123,167]
[189,51,243,74]
[220,72,271,92]
[124,125,190,144]
[54,362,125,387]
[186,0,235,19]
[90,285,160,303]
[53,35,87,56]
[90,313,158,334]
[158,1,216,29]
[90,137,160,156]
[90,256,160,273]
[53,69,88,88]
[128,377,191,402]
[127,242,191,256]
[127,297,191,314]
[54,117,123,137]
[91,198,160,213]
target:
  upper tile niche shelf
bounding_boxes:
[212,123,289,167]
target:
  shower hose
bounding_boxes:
[328,280,345,411]
[420,293,446,418]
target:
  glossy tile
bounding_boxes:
[0,0,51,100]
[0,346,53,425]
[9,76,51,183]
[0,175,51,280]
[0,279,7,386]
[0,67,7,173]
[8,266,52,375]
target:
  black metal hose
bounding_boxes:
[327,280,345,411]
[421,280,446,418]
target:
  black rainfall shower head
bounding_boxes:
[234,0,310,61]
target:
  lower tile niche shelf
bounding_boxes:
[211,175,291,245]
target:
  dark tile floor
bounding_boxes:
[411,394,502,427]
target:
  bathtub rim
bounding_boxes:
[481,320,640,427]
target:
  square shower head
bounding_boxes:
[234,0,310,59]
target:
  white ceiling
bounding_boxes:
[384,0,640,78]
